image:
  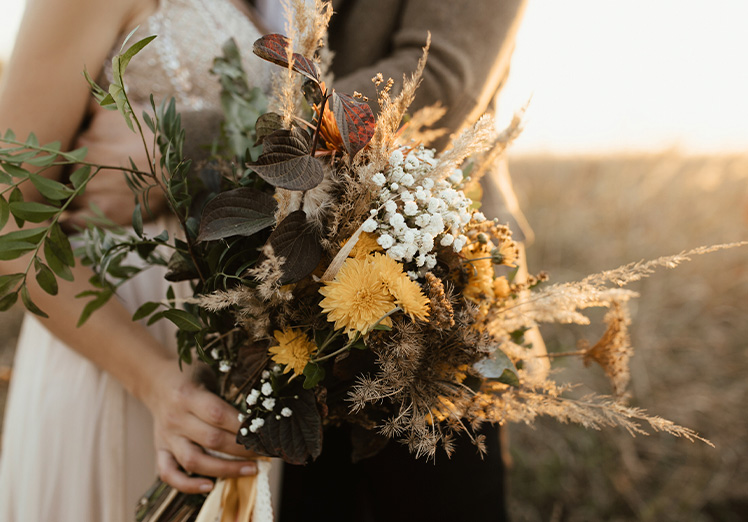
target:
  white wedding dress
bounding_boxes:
[0,1,273,520]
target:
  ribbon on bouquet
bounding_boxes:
[195,459,273,522]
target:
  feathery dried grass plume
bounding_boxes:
[428,114,496,182]
[291,0,333,60]
[245,244,289,302]
[363,34,431,172]
[582,242,748,287]
[477,382,712,446]
[397,103,448,146]
[470,102,528,184]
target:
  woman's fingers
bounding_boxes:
[171,437,258,480]
[156,449,215,494]
[188,386,244,434]
[176,412,255,458]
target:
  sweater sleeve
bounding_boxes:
[329,0,527,147]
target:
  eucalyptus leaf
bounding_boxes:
[77,289,114,327]
[197,187,276,242]
[9,201,59,223]
[2,163,29,178]
[69,165,91,190]
[21,285,48,318]
[473,349,520,387]
[0,241,36,261]
[47,223,75,266]
[161,309,202,332]
[133,202,144,238]
[43,239,74,282]
[34,258,58,296]
[0,196,9,230]
[0,273,24,297]
[61,146,88,164]
[9,187,24,227]
[0,292,18,312]
[132,301,161,321]
[29,173,75,201]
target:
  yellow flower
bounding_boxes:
[368,253,429,321]
[319,257,395,338]
[269,328,317,376]
[462,242,494,303]
[496,239,519,268]
[493,276,511,299]
[344,232,382,260]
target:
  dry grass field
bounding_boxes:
[1,152,746,520]
[506,153,748,521]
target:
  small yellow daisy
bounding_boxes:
[269,328,317,376]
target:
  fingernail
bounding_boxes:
[240,465,257,476]
[200,483,214,493]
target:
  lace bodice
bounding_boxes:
[108,0,272,111]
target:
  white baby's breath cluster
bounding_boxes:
[362,145,485,272]
[239,365,292,435]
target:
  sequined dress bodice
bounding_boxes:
[109,0,272,111]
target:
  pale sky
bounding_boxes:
[2,0,748,155]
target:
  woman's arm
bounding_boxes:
[1,0,256,493]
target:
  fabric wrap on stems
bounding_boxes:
[195,459,273,522]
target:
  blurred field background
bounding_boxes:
[2,0,748,520]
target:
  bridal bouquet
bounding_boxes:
[1,3,742,521]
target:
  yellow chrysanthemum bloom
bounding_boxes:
[387,275,430,321]
[269,328,317,376]
[368,253,429,321]
[344,232,383,260]
[319,257,395,338]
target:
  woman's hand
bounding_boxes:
[141,357,258,494]
[61,101,167,229]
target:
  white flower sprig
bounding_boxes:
[363,146,485,271]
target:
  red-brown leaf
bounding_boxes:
[252,34,320,84]
[330,91,376,158]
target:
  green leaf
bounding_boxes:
[132,301,160,321]
[108,82,134,131]
[161,309,202,332]
[69,165,91,190]
[0,292,18,311]
[34,258,58,296]
[2,163,30,178]
[0,273,24,297]
[0,170,12,185]
[47,223,75,266]
[302,362,325,389]
[0,241,36,260]
[43,239,74,282]
[248,128,324,191]
[0,195,9,230]
[473,349,520,387]
[132,201,144,238]
[0,227,46,243]
[61,146,88,164]
[29,173,75,201]
[373,324,392,331]
[118,35,157,73]
[197,187,277,242]
[9,201,59,223]
[77,289,113,326]
[20,285,48,318]
[9,187,24,227]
